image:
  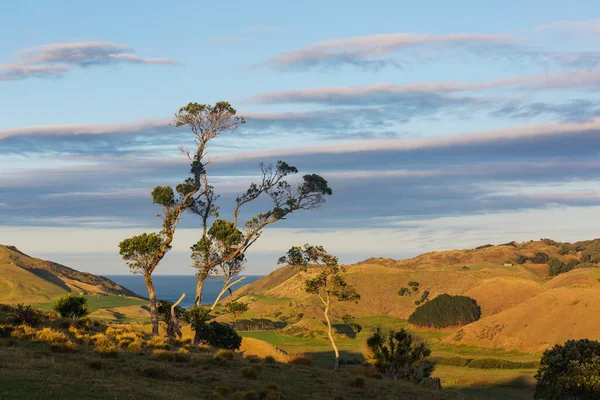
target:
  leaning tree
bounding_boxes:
[119,101,245,335]
[172,104,333,307]
[278,244,360,370]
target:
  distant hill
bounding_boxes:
[231,238,600,352]
[0,244,141,304]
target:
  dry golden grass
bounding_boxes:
[239,337,289,362]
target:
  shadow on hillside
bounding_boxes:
[28,268,71,292]
[448,376,535,400]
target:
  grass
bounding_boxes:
[0,304,457,400]
[37,295,148,312]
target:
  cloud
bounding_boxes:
[265,33,519,70]
[537,20,600,36]
[0,42,178,82]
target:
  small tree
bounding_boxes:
[185,305,241,349]
[365,328,433,382]
[535,339,600,399]
[279,244,360,370]
[226,301,249,323]
[53,293,89,320]
[157,294,186,339]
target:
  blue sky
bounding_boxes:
[1,1,600,275]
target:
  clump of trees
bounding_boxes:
[53,294,89,320]
[185,305,241,349]
[531,252,550,264]
[279,244,360,370]
[118,101,332,336]
[408,294,481,328]
[226,301,249,323]
[535,339,600,399]
[365,328,434,382]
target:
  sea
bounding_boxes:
[104,275,264,309]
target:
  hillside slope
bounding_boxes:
[0,245,140,304]
[231,238,600,351]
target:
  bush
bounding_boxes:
[469,358,527,369]
[53,294,89,320]
[531,252,549,264]
[126,341,142,353]
[264,356,276,364]
[289,355,312,366]
[429,356,471,367]
[241,365,261,380]
[0,325,15,338]
[398,287,410,297]
[408,294,481,328]
[216,349,235,360]
[12,304,40,326]
[548,258,567,276]
[365,328,433,382]
[350,376,365,388]
[195,321,242,350]
[36,327,68,344]
[535,339,600,399]
[408,281,419,287]
[245,354,261,363]
[515,255,528,264]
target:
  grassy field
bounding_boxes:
[239,315,539,399]
[36,295,150,323]
[0,305,457,400]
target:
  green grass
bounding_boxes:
[36,295,148,312]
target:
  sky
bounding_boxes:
[1,1,600,275]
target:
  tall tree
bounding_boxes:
[278,244,360,370]
[174,103,333,306]
[119,101,244,335]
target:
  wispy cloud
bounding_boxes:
[537,20,600,36]
[265,33,520,71]
[0,42,178,82]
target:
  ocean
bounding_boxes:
[104,275,264,309]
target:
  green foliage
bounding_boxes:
[12,304,40,326]
[226,301,249,322]
[366,328,433,382]
[468,358,540,369]
[185,306,242,350]
[151,186,175,207]
[515,255,528,264]
[53,294,89,320]
[535,339,600,399]
[408,294,481,328]
[398,287,411,297]
[118,233,163,274]
[408,281,419,287]
[531,252,550,264]
[548,258,567,276]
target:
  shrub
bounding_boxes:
[531,252,549,264]
[414,300,421,306]
[515,255,528,264]
[0,325,14,338]
[241,365,261,380]
[36,327,68,344]
[264,356,276,364]
[95,342,119,358]
[469,358,526,369]
[398,287,410,297]
[245,354,261,363]
[535,339,600,399]
[194,321,242,350]
[350,376,365,388]
[365,328,433,382]
[12,304,40,326]
[289,355,312,366]
[49,340,77,353]
[53,294,89,320]
[126,341,142,353]
[216,349,235,360]
[429,356,471,367]
[153,349,175,361]
[408,281,419,287]
[408,294,481,328]
[548,258,567,276]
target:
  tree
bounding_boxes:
[157,294,186,339]
[53,293,89,320]
[365,328,434,382]
[118,102,242,335]
[535,339,600,399]
[174,102,332,306]
[226,301,249,323]
[408,294,481,328]
[279,244,360,370]
[184,305,242,349]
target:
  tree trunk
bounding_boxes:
[145,273,159,336]
[323,303,340,370]
[169,293,185,339]
[195,275,206,306]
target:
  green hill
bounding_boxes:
[0,245,148,321]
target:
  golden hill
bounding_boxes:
[232,238,600,351]
[0,245,140,304]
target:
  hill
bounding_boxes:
[0,245,148,321]
[230,238,600,352]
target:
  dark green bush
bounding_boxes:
[196,321,242,350]
[429,356,471,367]
[53,294,89,320]
[535,339,600,399]
[469,358,525,369]
[531,252,549,264]
[12,304,40,326]
[398,287,410,297]
[515,255,528,264]
[408,281,420,287]
[408,294,481,328]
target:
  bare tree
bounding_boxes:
[279,244,360,370]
